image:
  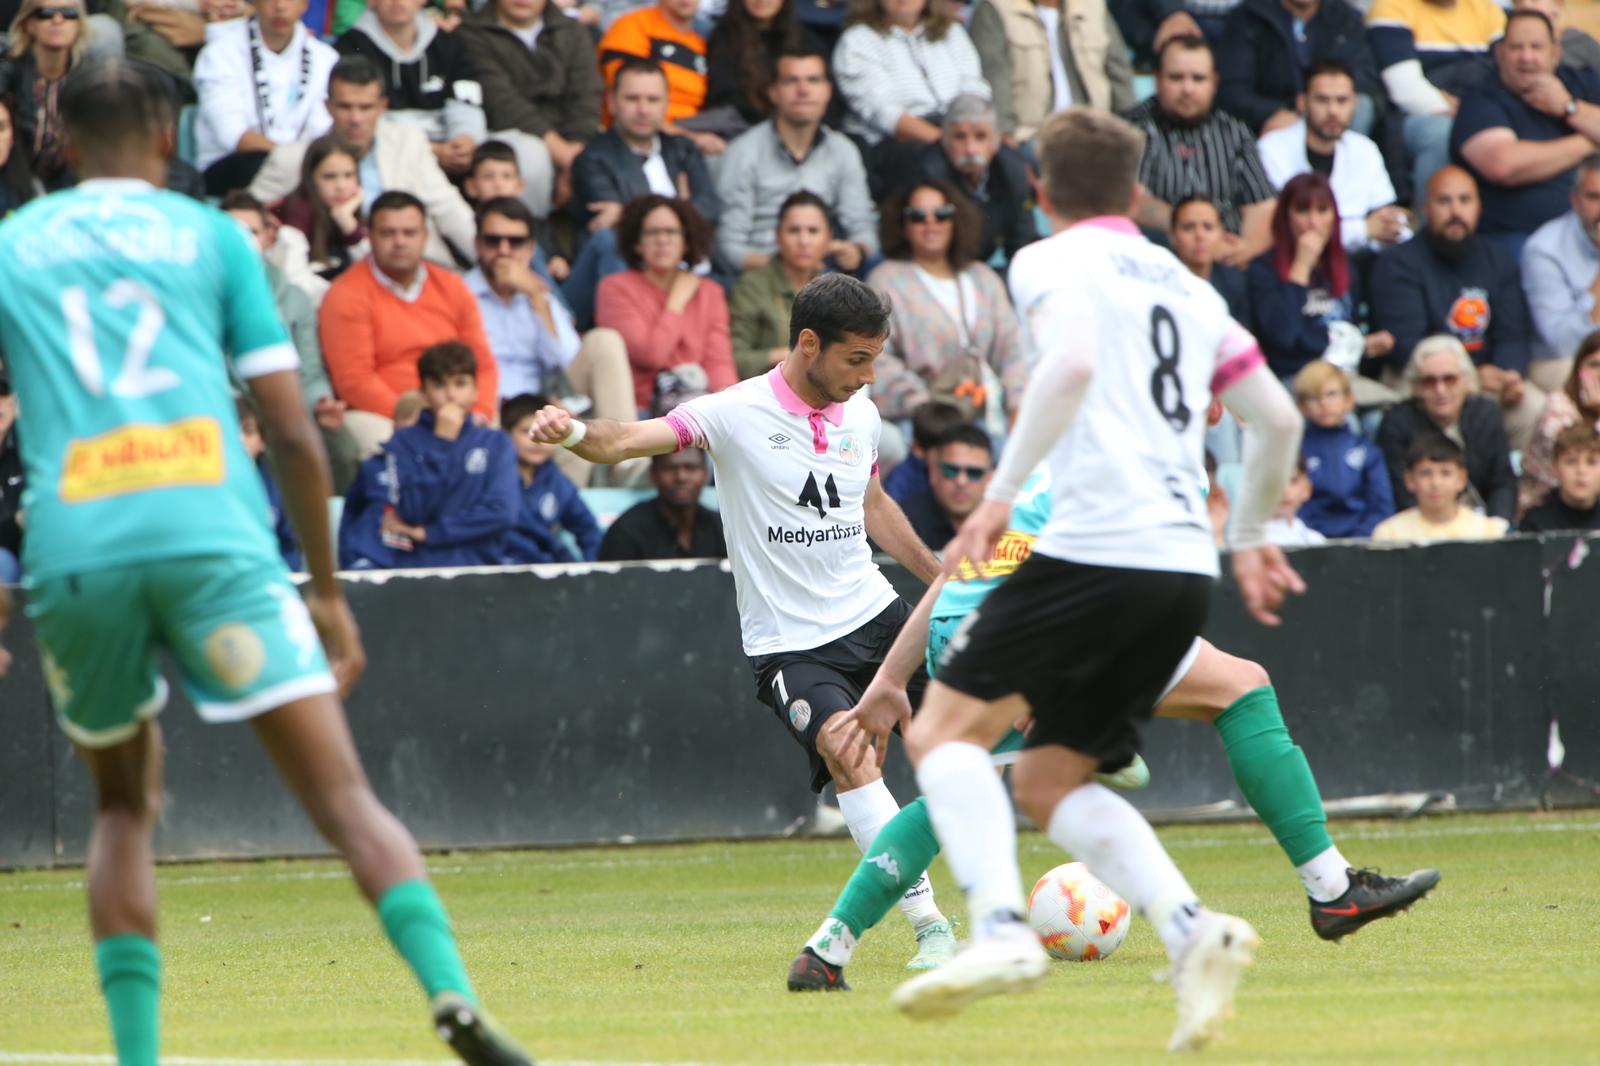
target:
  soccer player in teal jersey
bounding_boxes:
[0,60,533,1066]
[787,467,1439,990]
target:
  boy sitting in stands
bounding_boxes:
[1519,424,1600,534]
[341,342,520,568]
[1373,436,1509,545]
[501,393,602,562]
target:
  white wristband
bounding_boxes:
[560,420,588,449]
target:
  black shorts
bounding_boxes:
[935,555,1211,769]
[751,598,929,793]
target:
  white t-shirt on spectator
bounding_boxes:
[640,138,677,198]
[662,368,898,656]
[914,267,977,348]
[193,18,338,171]
[1036,6,1074,112]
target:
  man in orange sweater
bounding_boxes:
[598,0,722,156]
[319,190,500,455]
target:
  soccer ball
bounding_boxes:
[1028,862,1131,961]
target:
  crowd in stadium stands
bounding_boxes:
[11,0,1600,576]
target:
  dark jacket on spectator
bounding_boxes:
[1216,0,1381,135]
[1246,250,1365,380]
[1300,421,1394,538]
[1207,262,1252,329]
[1519,495,1600,533]
[1111,0,1183,68]
[257,456,304,572]
[506,461,603,563]
[597,497,727,560]
[336,12,482,129]
[570,129,721,230]
[0,54,71,189]
[883,453,930,507]
[1368,233,1532,377]
[900,489,957,551]
[915,142,1037,267]
[0,422,22,561]
[457,4,603,143]
[339,412,520,569]
[1376,396,1517,521]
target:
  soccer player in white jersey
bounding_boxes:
[871,106,1310,1050]
[523,274,960,967]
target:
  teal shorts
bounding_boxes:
[928,614,1025,764]
[26,554,336,749]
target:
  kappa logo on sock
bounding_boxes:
[868,851,900,881]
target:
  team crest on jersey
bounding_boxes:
[837,433,863,467]
[465,448,488,475]
[788,698,812,732]
[204,622,266,689]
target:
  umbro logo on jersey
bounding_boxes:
[768,434,791,448]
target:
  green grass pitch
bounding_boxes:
[2,811,1598,1065]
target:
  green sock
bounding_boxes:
[830,797,942,939]
[1214,686,1334,866]
[95,934,160,1066]
[377,879,476,1004]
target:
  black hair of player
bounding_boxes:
[371,189,427,223]
[417,341,477,384]
[329,53,386,94]
[1405,434,1466,470]
[500,392,552,430]
[935,422,993,455]
[789,273,891,350]
[476,195,536,234]
[59,57,176,162]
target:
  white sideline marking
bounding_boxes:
[4,820,1597,895]
[0,1049,883,1056]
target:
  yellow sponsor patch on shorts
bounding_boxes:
[204,622,266,690]
[60,417,225,503]
[954,529,1038,582]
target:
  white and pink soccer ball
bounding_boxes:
[1028,861,1131,961]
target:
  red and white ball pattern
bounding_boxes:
[1028,861,1132,961]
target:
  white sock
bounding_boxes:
[835,779,945,929]
[1297,844,1352,902]
[805,916,858,967]
[916,742,1025,934]
[1045,783,1200,962]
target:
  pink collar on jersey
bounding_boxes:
[1070,215,1141,235]
[767,366,843,455]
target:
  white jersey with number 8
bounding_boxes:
[1007,218,1265,578]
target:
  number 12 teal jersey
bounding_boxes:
[0,178,300,581]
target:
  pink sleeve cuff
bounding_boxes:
[1212,322,1267,396]
[662,407,707,451]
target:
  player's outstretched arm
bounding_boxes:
[1217,356,1307,626]
[250,369,367,696]
[829,575,948,769]
[524,404,681,464]
[863,478,942,584]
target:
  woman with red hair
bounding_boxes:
[1247,172,1394,382]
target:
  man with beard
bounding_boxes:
[1521,151,1600,390]
[1371,165,1543,450]
[1124,35,1278,268]
[1257,59,1408,255]
[1453,8,1600,246]
[915,96,1038,268]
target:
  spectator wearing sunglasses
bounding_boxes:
[865,179,1025,434]
[1376,334,1517,520]
[0,0,104,190]
[897,422,993,551]
[466,197,637,487]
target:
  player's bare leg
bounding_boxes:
[1155,642,1441,939]
[251,695,534,1066]
[812,709,954,968]
[889,683,1049,1018]
[77,722,166,1066]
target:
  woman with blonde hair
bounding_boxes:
[0,0,97,188]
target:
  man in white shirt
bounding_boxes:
[194,0,339,195]
[861,106,1307,1050]
[523,274,961,970]
[1257,59,1410,254]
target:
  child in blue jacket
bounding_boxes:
[500,393,602,563]
[340,342,520,569]
[1293,361,1394,539]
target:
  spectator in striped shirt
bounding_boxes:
[1123,34,1278,268]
